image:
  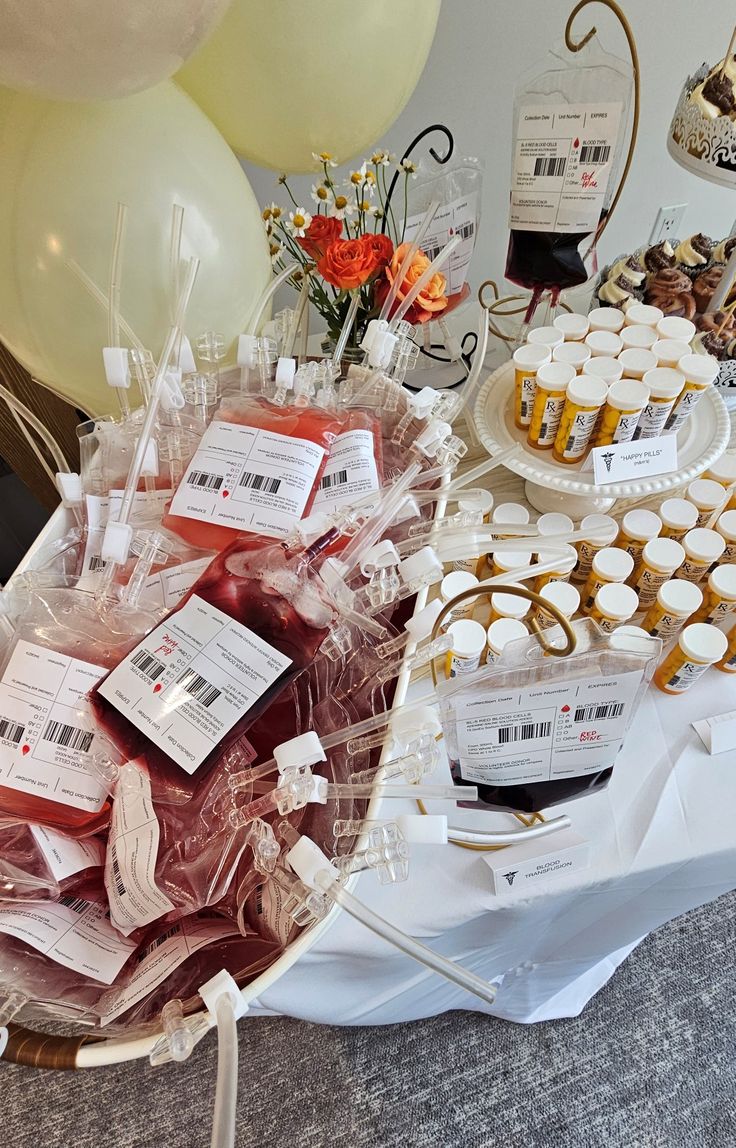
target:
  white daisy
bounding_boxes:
[312,151,338,167]
[398,158,418,177]
[285,208,312,238]
[371,149,391,167]
[311,183,330,206]
[348,162,376,195]
[329,194,351,220]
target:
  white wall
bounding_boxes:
[240,0,736,304]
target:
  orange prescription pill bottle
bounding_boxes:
[582,356,623,385]
[589,582,639,632]
[623,303,663,329]
[489,587,530,625]
[589,306,625,333]
[678,528,726,582]
[527,362,575,451]
[685,478,727,528]
[532,580,580,631]
[534,544,578,591]
[658,498,698,541]
[491,549,532,580]
[703,453,736,511]
[585,330,623,358]
[553,312,590,341]
[527,326,564,350]
[654,623,728,694]
[664,354,719,435]
[552,375,609,464]
[552,342,591,372]
[656,315,696,342]
[617,347,657,379]
[620,326,658,352]
[632,368,685,440]
[445,619,487,679]
[616,508,662,564]
[592,378,649,447]
[640,578,703,641]
[714,622,736,673]
[513,344,550,430]
[630,537,686,608]
[687,565,736,625]
[485,618,528,664]
[715,510,736,563]
[652,338,691,369]
[581,547,634,613]
[573,514,618,584]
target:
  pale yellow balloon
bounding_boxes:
[0,83,271,416]
[177,0,441,172]
[0,0,232,101]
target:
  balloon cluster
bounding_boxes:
[0,1,441,415]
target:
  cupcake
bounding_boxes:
[674,233,714,268]
[693,330,727,359]
[598,272,640,306]
[693,265,734,312]
[713,236,736,264]
[640,241,677,273]
[696,309,736,338]
[645,267,696,318]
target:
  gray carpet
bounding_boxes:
[5,891,736,1148]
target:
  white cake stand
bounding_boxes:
[473,361,731,517]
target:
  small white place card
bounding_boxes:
[583,436,678,485]
[692,710,736,756]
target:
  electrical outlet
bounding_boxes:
[649,204,687,245]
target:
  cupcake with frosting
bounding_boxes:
[674,232,714,268]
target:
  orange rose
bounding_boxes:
[359,232,394,271]
[297,214,343,260]
[378,242,448,323]
[318,237,378,291]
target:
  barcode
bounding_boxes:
[187,470,223,491]
[0,718,25,744]
[456,222,474,240]
[131,650,167,680]
[422,244,442,262]
[540,423,548,440]
[497,721,552,744]
[239,471,281,495]
[88,555,107,572]
[579,144,611,164]
[42,719,94,753]
[534,156,566,177]
[319,469,348,490]
[59,895,89,914]
[140,925,180,960]
[175,667,221,708]
[573,702,624,722]
[565,435,576,452]
[110,844,126,898]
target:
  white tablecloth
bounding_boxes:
[249,630,736,1026]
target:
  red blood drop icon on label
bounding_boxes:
[222,490,230,498]
[573,138,580,148]
[153,683,162,693]
[21,744,30,755]
[561,705,570,713]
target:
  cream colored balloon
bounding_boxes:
[177,0,441,172]
[0,83,271,416]
[0,0,232,101]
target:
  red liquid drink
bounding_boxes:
[162,396,344,552]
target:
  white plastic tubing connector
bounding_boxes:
[199,971,248,1148]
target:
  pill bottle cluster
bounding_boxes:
[437,451,736,693]
[512,305,719,466]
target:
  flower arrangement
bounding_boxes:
[262,150,449,354]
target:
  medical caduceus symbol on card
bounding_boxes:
[503,871,518,886]
[601,451,615,474]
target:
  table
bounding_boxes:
[247,464,736,1025]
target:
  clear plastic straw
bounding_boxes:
[66,258,145,352]
[0,384,69,473]
[378,200,441,324]
[332,460,424,580]
[247,265,297,336]
[389,235,461,332]
[332,293,361,367]
[169,204,184,323]
[447,304,489,444]
[282,275,310,359]
[321,782,474,801]
[446,445,521,493]
[108,202,127,351]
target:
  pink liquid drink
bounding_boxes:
[162,396,345,552]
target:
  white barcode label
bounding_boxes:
[560,408,599,460]
[105,762,175,935]
[30,824,104,883]
[452,669,643,786]
[663,659,710,693]
[98,915,239,1026]
[97,595,292,774]
[402,191,478,295]
[88,555,107,573]
[169,419,326,539]
[0,641,106,812]
[312,429,379,514]
[137,557,212,611]
[536,394,566,446]
[0,897,135,984]
[510,102,622,234]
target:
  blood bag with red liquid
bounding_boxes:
[0,818,104,902]
[505,34,633,321]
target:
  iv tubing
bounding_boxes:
[0,384,69,473]
[389,235,461,331]
[108,203,127,351]
[210,995,238,1148]
[448,814,571,846]
[317,874,496,1006]
[378,200,441,324]
[332,293,361,367]
[7,402,57,488]
[66,258,145,352]
[248,265,297,336]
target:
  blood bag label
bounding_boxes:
[0,641,107,811]
[312,429,379,514]
[453,669,643,786]
[138,556,212,611]
[30,824,104,883]
[169,420,326,539]
[78,488,173,591]
[0,896,136,984]
[403,191,478,295]
[105,763,174,935]
[510,103,622,234]
[97,595,292,774]
[98,915,239,1026]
